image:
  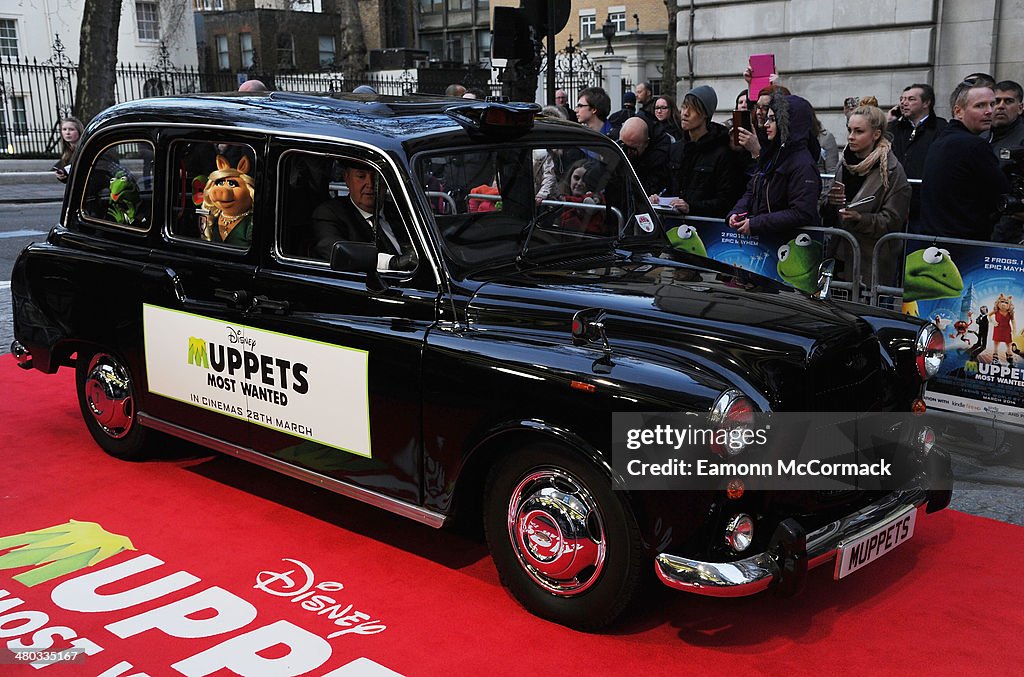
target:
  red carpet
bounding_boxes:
[0,361,1021,675]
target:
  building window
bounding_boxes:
[420,0,443,13]
[448,0,472,9]
[477,30,491,64]
[579,14,596,41]
[277,33,295,69]
[318,36,335,67]
[292,0,323,11]
[609,10,626,33]
[216,35,229,70]
[136,2,160,41]
[240,33,253,69]
[10,96,28,134]
[193,0,224,9]
[0,19,18,57]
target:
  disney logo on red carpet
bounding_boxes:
[255,558,386,639]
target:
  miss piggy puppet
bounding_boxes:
[202,155,254,246]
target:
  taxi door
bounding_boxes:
[241,141,439,506]
[140,129,267,450]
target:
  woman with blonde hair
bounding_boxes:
[54,116,84,183]
[822,105,911,286]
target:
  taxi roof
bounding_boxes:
[88,91,593,156]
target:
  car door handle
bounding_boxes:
[214,288,251,308]
[249,295,290,315]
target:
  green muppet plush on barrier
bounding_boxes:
[107,170,141,225]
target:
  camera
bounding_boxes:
[998,147,1024,215]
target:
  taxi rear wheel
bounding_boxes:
[483,444,644,630]
[76,350,150,460]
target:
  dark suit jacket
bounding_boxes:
[309,196,404,260]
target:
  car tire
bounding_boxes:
[483,444,644,630]
[76,350,150,460]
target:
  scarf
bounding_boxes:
[840,137,891,191]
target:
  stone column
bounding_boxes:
[593,54,628,112]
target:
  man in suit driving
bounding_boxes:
[310,162,416,270]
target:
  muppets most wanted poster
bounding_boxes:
[902,238,1024,425]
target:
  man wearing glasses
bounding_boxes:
[554,88,577,122]
[576,87,613,135]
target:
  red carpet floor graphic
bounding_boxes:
[0,362,1022,676]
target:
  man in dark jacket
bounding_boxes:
[619,116,672,196]
[990,80,1024,243]
[607,91,636,140]
[726,94,822,236]
[661,85,746,218]
[891,84,946,231]
[920,82,1010,240]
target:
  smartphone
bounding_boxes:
[748,53,776,100]
[731,110,752,144]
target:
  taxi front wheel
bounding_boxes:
[483,444,644,630]
[76,350,150,460]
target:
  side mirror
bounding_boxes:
[815,258,838,299]
[329,241,387,292]
[330,241,377,272]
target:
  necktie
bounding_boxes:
[368,215,401,254]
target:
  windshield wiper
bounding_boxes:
[516,204,565,265]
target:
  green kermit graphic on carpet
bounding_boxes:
[107,170,141,225]
[667,224,708,258]
[777,233,823,293]
[901,246,964,317]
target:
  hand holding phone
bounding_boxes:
[748,53,776,100]
[731,110,752,145]
[827,180,846,206]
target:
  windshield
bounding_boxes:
[415,141,661,275]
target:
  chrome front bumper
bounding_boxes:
[654,480,951,598]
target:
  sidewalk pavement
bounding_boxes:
[0,159,67,203]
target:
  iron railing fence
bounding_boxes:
[1,52,502,157]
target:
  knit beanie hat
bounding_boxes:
[686,85,718,120]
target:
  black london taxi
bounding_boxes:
[11,92,952,630]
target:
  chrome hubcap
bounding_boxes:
[84,354,134,439]
[506,468,606,596]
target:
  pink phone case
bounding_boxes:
[749,53,776,100]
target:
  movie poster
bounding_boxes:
[661,214,826,293]
[902,238,1024,423]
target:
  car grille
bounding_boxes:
[809,337,883,411]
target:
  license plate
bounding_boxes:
[834,506,917,579]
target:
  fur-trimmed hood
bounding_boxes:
[762,94,820,170]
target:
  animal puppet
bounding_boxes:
[107,170,141,225]
[988,294,1017,365]
[201,155,255,246]
[901,247,964,317]
[776,233,823,293]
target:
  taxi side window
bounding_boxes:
[278,151,416,272]
[168,140,257,248]
[80,141,155,231]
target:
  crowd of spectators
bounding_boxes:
[537,66,1023,286]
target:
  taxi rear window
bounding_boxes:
[80,140,155,231]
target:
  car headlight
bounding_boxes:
[916,323,945,380]
[709,389,757,457]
